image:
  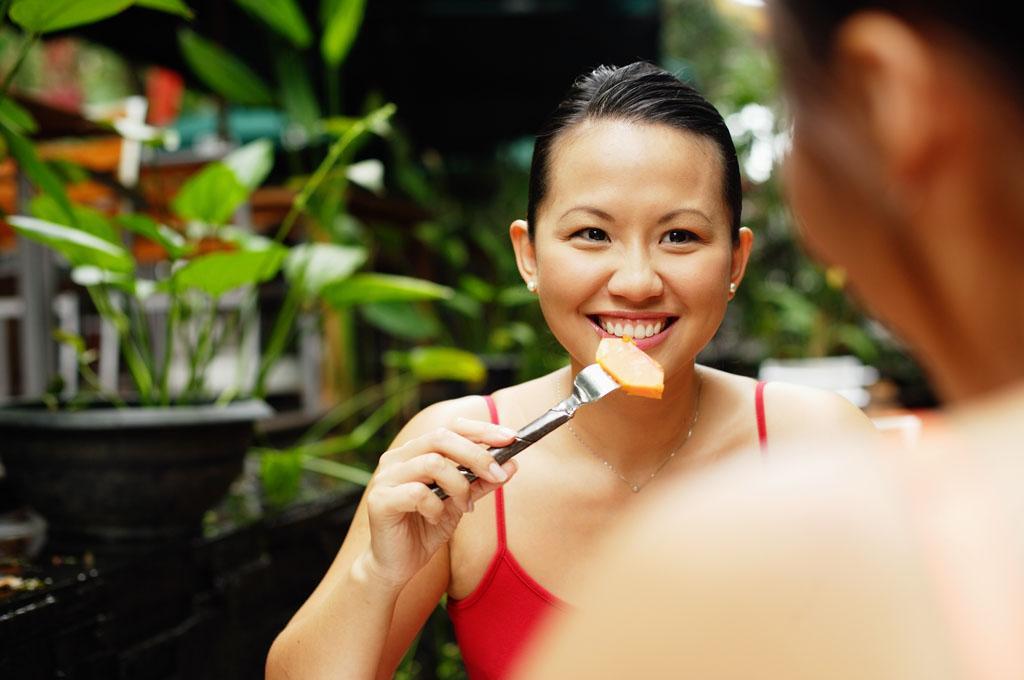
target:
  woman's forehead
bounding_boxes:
[544,119,728,222]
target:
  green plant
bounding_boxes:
[0,0,474,410]
[9,104,452,407]
[366,130,564,384]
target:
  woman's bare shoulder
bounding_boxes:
[391,395,494,446]
[396,368,567,443]
[762,379,879,446]
[488,367,569,429]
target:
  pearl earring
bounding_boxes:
[527,280,537,293]
[729,282,738,294]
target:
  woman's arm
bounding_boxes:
[266,397,517,680]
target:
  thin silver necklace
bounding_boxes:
[564,372,703,493]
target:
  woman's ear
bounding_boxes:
[510,219,538,286]
[833,11,946,185]
[730,227,754,292]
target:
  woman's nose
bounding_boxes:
[605,250,664,301]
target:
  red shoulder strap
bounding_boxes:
[483,395,507,550]
[755,381,768,454]
[483,393,499,426]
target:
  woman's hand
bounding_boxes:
[361,417,519,589]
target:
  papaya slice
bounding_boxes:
[596,336,664,399]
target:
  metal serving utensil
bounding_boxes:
[431,363,621,499]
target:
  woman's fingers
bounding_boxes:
[400,426,514,485]
[469,459,518,503]
[372,481,447,525]
[449,417,519,448]
[393,453,474,512]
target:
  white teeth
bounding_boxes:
[598,317,668,338]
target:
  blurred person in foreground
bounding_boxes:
[518,2,1024,679]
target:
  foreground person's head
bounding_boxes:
[510,62,753,378]
[769,2,1024,400]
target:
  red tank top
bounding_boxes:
[448,381,770,679]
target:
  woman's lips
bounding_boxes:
[587,315,676,350]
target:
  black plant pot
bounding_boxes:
[0,400,272,542]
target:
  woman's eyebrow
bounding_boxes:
[658,208,713,225]
[560,206,614,221]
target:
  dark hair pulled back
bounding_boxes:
[526,62,742,242]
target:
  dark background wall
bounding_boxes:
[78,0,661,153]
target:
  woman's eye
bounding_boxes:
[573,227,609,242]
[661,229,698,244]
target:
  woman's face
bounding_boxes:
[512,119,752,379]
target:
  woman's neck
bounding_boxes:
[900,126,1024,404]
[554,360,703,478]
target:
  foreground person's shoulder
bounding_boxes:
[516,449,957,679]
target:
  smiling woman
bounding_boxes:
[265,62,877,680]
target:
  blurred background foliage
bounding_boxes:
[1,0,933,677]
[1,0,933,550]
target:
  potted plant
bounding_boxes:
[6,99,459,537]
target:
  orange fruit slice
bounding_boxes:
[596,336,664,399]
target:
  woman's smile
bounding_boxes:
[587,313,679,350]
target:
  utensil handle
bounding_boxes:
[430,408,571,499]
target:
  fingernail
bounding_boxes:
[498,426,518,439]
[489,462,509,483]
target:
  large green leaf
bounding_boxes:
[0,123,74,224]
[320,0,365,67]
[321,273,452,308]
[8,215,134,273]
[459,274,495,302]
[360,302,441,342]
[117,213,189,259]
[173,247,286,296]
[9,0,132,33]
[408,347,486,383]
[218,225,280,252]
[274,48,320,132]
[0,98,37,135]
[233,0,311,48]
[29,195,118,244]
[284,242,367,298]
[177,29,274,106]
[171,163,249,225]
[70,265,138,295]
[222,138,274,190]
[135,0,193,19]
